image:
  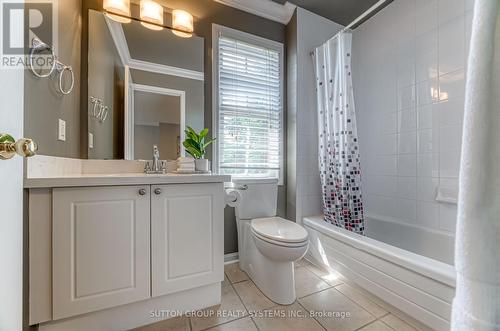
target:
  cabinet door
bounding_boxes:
[151,183,224,297]
[52,186,151,320]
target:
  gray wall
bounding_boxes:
[24,0,82,158]
[144,0,288,255]
[134,93,181,160]
[134,125,159,160]
[123,17,204,72]
[159,123,181,160]
[24,0,287,256]
[87,10,124,159]
[130,70,204,133]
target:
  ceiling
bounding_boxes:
[271,0,382,26]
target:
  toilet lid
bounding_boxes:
[251,217,309,244]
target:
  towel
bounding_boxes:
[177,157,195,172]
[451,1,500,330]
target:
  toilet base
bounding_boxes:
[243,254,296,305]
[238,220,307,305]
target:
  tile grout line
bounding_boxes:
[194,271,250,331]
[197,315,249,331]
[295,300,328,331]
[249,316,261,331]
[228,264,331,330]
[300,265,335,289]
[228,275,262,331]
[334,282,390,315]
[334,280,423,330]
[378,315,401,331]
[296,285,336,300]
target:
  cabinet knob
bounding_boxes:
[138,189,147,196]
[154,188,162,195]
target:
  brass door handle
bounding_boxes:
[0,133,38,160]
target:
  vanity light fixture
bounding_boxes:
[140,0,164,31]
[172,9,194,38]
[103,0,131,24]
[103,0,194,38]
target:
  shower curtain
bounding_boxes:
[451,0,500,330]
[313,31,365,235]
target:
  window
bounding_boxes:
[213,25,284,183]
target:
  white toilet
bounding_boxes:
[233,178,309,305]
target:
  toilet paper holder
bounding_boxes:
[234,184,248,191]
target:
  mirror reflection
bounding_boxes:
[87,9,204,160]
[133,90,183,161]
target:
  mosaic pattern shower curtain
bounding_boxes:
[313,31,365,235]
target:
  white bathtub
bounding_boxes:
[303,215,456,331]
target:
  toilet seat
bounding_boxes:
[251,217,309,245]
[252,230,309,248]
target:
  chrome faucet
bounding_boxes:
[144,145,166,174]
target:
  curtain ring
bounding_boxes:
[58,64,74,95]
[29,38,56,78]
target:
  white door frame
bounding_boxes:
[0,1,25,329]
[125,82,186,159]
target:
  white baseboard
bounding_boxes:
[224,253,239,264]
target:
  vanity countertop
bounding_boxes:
[24,173,232,189]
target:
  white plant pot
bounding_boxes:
[195,159,210,172]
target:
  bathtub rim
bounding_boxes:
[302,215,456,288]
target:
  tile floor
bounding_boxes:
[134,260,428,331]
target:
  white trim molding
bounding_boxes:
[212,24,285,184]
[105,16,132,65]
[105,17,204,82]
[224,253,239,264]
[128,59,204,81]
[213,0,296,25]
[125,83,187,158]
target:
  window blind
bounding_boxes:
[217,35,283,180]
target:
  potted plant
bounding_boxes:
[183,126,216,172]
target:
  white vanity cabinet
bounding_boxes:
[151,184,224,297]
[27,176,229,329]
[52,186,152,319]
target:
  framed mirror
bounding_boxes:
[86,9,204,160]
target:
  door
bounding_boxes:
[52,186,151,319]
[151,183,224,297]
[0,32,25,331]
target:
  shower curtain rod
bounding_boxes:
[343,0,392,31]
[310,0,392,56]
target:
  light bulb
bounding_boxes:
[140,0,164,31]
[103,0,131,24]
[172,9,193,38]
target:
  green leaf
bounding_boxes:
[185,126,200,143]
[0,133,15,144]
[199,128,209,140]
[203,138,216,149]
[184,145,201,159]
[183,139,200,151]
[182,127,212,159]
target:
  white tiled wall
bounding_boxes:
[353,0,473,235]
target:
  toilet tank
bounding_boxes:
[232,178,278,220]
